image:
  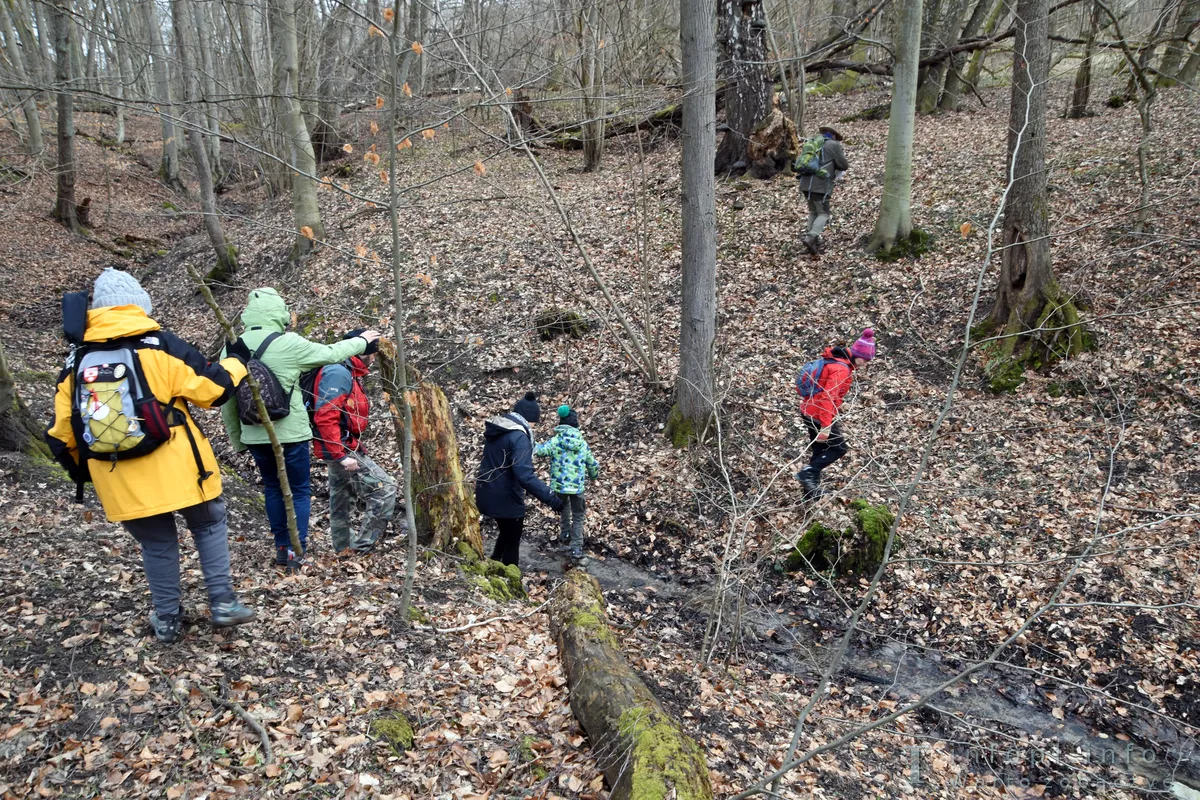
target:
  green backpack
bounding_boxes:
[794,136,828,178]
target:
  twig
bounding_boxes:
[433,598,552,633]
[193,683,274,764]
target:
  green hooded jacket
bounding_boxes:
[221,287,367,449]
[534,425,599,495]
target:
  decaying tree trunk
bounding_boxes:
[377,348,483,557]
[548,569,713,800]
[0,342,48,456]
[52,0,81,233]
[745,104,800,178]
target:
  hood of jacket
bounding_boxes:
[550,424,586,452]
[484,413,531,441]
[240,287,290,332]
[83,306,162,342]
[823,345,855,367]
[347,355,369,378]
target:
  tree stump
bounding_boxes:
[548,569,712,800]
[785,499,898,575]
[378,344,483,556]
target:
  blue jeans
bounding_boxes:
[248,442,312,551]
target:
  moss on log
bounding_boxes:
[548,569,712,800]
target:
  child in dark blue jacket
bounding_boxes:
[474,392,563,565]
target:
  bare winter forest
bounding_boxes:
[0,0,1198,796]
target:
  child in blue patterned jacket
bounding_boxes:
[534,405,599,559]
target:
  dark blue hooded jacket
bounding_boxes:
[474,413,558,519]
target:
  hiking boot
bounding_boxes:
[802,236,819,256]
[149,610,182,644]
[569,548,585,560]
[274,546,288,567]
[210,599,256,628]
[558,531,572,547]
[797,468,821,499]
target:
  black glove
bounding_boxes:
[549,494,564,513]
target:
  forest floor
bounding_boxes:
[1,76,1198,800]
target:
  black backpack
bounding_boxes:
[298,367,321,421]
[231,333,292,425]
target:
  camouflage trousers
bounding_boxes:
[328,453,397,553]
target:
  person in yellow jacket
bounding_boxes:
[45,268,255,643]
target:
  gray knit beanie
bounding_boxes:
[91,268,152,315]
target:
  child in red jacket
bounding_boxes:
[796,328,876,498]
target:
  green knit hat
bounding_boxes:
[557,404,571,419]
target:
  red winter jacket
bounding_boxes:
[311,356,371,461]
[797,347,855,428]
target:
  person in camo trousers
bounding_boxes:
[797,125,850,256]
[535,405,599,560]
[310,330,397,554]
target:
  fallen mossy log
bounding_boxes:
[548,569,712,800]
[531,104,684,150]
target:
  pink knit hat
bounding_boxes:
[849,328,876,361]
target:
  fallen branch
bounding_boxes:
[194,683,274,765]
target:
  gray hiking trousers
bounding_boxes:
[122,497,235,619]
[558,492,587,550]
[805,192,832,237]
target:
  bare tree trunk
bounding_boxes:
[270,0,325,259]
[385,3,421,624]
[190,0,223,179]
[866,0,923,253]
[52,0,81,233]
[173,0,238,279]
[1153,0,1199,86]
[915,0,956,112]
[142,0,184,191]
[0,341,49,456]
[0,0,43,155]
[1178,37,1200,85]
[1065,0,1100,118]
[20,0,52,85]
[964,0,1006,87]
[982,0,1085,390]
[713,0,770,174]
[669,0,717,446]
[940,0,995,110]
[580,0,604,172]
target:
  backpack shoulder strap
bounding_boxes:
[252,331,283,361]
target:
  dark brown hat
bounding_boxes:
[818,125,845,141]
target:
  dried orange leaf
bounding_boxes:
[379,169,389,184]
[300,226,314,240]
[422,128,435,140]
[412,41,424,55]
[382,7,395,21]
[402,82,412,97]
[473,160,486,176]
[397,138,412,150]
[342,143,354,153]
[960,221,972,237]
[368,24,382,37]
[355,244,368,258]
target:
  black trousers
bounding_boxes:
[492,517,525,566]
[802,417,848,475]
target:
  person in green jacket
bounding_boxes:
[534,405,599,560]
[221,288,380,566]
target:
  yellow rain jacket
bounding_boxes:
[45,305,248,522]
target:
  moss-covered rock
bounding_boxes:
[784,500,898,576]
[370,713,414,754]
[618,706,712,800]
[464,558,526,601]
[534,307,589,341]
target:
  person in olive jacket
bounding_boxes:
[474,392,563,566]
[796,125,850,256]
[221,287,379,565]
